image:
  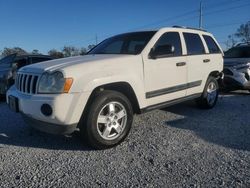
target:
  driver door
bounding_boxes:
[143,32,187,106]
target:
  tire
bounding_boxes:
[80,90,133,149]
[196,76,219,109]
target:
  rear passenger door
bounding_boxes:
[183,32,210,96]
[202,34,223,74]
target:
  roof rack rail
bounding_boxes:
[172,26,207,32]
[235,42,250,47]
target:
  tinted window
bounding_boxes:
[224,46,250,58]
[128,41,146,54]
[154,32,182,56]
[203,35,221,53]
[89,31,156,55]
[102,41,123,54]
[31,57,51,64]
[183,33,205,55]
[14,58,27,69]
[0,54,16,68]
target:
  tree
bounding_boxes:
[1,47,28,56]
[226,21,250,49]
[48,49,64,59]
[225,34,237,49]
[88,44,95,51]
[31,49,41,55]
[79,47,87,55]
[235,21,250,42]
[62,46,80,57]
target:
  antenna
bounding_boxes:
[199,1,203,29]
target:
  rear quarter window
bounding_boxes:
[183,33,205,55]
[203,35,221,54]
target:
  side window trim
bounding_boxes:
[200,34,210,54]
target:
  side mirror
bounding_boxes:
[149,44,175,59]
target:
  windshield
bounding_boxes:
[224,46,250,58]
[0,54,16,69]
[89,31,156,55]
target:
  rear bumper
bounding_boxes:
[22,114,77,135]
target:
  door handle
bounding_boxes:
[203,59,210,63]
[176,62,186,67]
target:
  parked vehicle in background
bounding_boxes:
[7,26,223,149]
[222,43,250,92]
[0,54,53,95]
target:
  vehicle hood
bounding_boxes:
[19,54,137,74]
[224,57,250,67]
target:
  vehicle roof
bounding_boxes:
[235,42,250,47]
[157,26,211,35]
[0,54,53,61]
[16,54,52,58]
[131,26,212,36]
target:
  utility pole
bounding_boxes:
[199,1,203,29]
[95,34,98,45]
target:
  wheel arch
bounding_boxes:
[83,82,141,116]
[208,70,222,79]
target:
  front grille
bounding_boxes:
[15,73,39,94]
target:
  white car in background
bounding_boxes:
[7,26,223,149]
[222,43,250,92]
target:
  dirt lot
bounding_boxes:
[0,91,250,187]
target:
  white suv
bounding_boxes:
[7,27,223,149]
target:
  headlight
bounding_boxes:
[38,71,73,94]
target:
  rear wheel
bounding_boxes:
[196,76,219,109]
[80,90,133,149]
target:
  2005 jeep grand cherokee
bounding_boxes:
[7,26,223,149]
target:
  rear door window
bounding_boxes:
[183,33,205,55]
[203,35,221,54]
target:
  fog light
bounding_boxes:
[41,104,53,116]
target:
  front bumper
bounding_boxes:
[223,67,250,90]
[22,114,77,134]
[7,86,91,134]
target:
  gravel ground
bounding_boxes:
[0,91,250,187]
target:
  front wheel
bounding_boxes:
[80,90,133,149]
[196,76,219,109]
